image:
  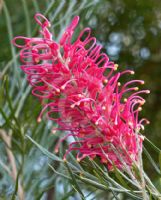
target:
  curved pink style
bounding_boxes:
[13,13,149,170]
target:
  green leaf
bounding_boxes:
[11,165,23,200]
[93,169,108,186]
[77,175,108,191]
[48,164,71,180]
[26,135,62,162]
[159,151,161,174]
[21,0,31,36]
[145,137,160,154]
[64,161,86,200]
[111,190,120,200]
[4,77,20,128]
[143,147,161,175]
[112,163,131,190]
[61,189,75,200]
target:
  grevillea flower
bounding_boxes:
[13,13,150,170]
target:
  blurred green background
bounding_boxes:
[0,0,161,199]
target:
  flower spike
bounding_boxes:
[13,13,149,170]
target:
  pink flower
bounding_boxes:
[13,13,149,170]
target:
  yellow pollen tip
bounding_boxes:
[103,79,108,84]
[118,82,121,86]
[95,121,99,125]
[61,86,65,90]
[55,148,59,153]
[52,130,57,134]
[78,94,83,98]
[56,89,60,93]
[140,100,145,105]
[134,87,139,91]
[130,71,135,75]
[146,90,150,94]
[102,106,106,110]
[124,98,127,102]
[77,158,80,162]
[37,117,41,123]
[35,58,40,63]
[138,107,142,111]
[128,122,133,126]
[70,104,75,108]
[114,64,119,70]
[141,81,145,85]
[140,135,145,140]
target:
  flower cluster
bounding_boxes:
[13,13,149,170]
